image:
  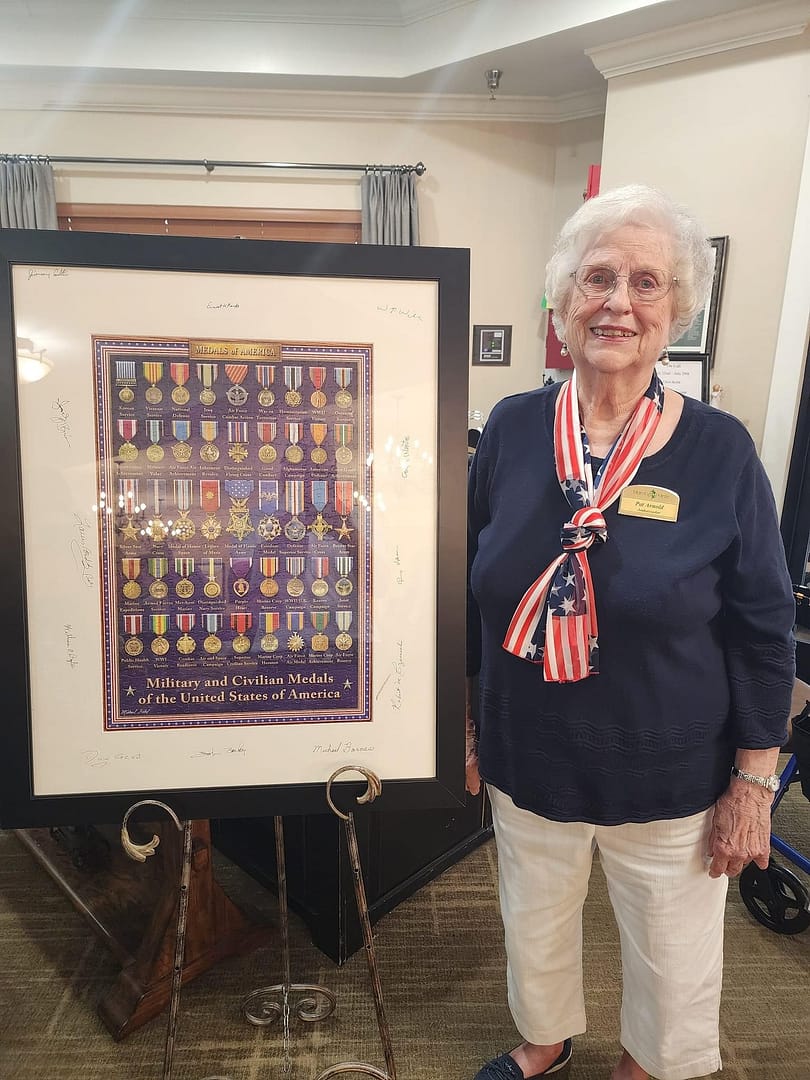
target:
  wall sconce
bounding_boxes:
[485,69,502,100]
[16,336,53,383]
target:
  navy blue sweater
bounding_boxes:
[467,385,795,825]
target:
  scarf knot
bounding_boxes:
[561,506,606,552]
[503,370,665,682]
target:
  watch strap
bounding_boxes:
[730,764,779,792]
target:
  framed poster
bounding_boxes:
[655,356,710,403]
[0,230,470,827]
[669,236,728,356]
[471,324,511,366]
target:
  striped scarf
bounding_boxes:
[503,370,665,682]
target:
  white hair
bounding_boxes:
[546,184,715,343]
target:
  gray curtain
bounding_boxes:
[361,170,420,245]
[0,158,58,229]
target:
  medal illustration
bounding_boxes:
[172,480,196,541]
[176,614,196,655]
[260,633,279,653]
[200,480,222,540]
[203,559,222,599]
[231,612,253,655]
[225,363,249,406]
[124,636,143,656]
[204,634,222,654]
[284,365,303,406]
[119,387,135,404]
[200,419,220,462]
[335,423,353,466]
[311,610,329,652]
[150,614,170,656]
[144,360,164,404]
[227,420,249,463]
[335,610,353,651]
[334,483,355,541]
[310,422,328,464]
[286,556,305,597]
[308,481,333,540]
[145,479,170,543]
[335,556,353,597]
[309,366,327,409]
[146,419,164,463]
[203,614,223,654]
[257,364,276,407]
[118,481,142,543]
[284,480,306,541]
[225,479,255,542]
[118,418,139,461]
[170,362,190,405]
[311,556,329,597]
[230,556,252,598]
[284,422,304,464]
[174,557,195,598]
[122,558,141,599]
[334,366,353,408]
[172,420,192,462]
[257,421,277,464]
[197,362,218,405]
[259,556,279,597]
[286,611,304,652]
[148,557,169,599]
[116,359,137,404]
[123,614,143,657]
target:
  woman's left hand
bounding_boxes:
[707,783,773,878]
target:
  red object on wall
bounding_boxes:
[585,164,601,200]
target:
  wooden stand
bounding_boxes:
[15,819,271,1040]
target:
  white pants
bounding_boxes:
[488,785,728,1080]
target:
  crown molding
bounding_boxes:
[586,0,809,80]
[0,81,607,124]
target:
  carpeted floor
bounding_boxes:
[1,783,808,1080]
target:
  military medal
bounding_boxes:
[200,480,222,540]
[284,480,306,541]
[150,613,170,655]
[170,361,190,405]
[172,420,192,462]
[227,420,249,463]
[118,480,142,543]
[225,363,249,406]
[308,480,333,540]
[123,613,144,656]
[172,480,196,541]
[335,610,353,651]
[148,556,169,599]
[257,420,277,463]
[335,423,353,466]
[122,558,142,599]
[146,479,170,542]
[335,482,355,542]
[176,613,197,655]
[285,556,305,597]
[230,556,252,598]
[203,613,223,654]
[260,611,280,653]
[143,360,164,404]
[309,366,327,409]
[197,362,218,405]
[174,557,195,598]
[334,366,353,408]
[199,418,220,462]
[257,481,281,541]
[118,418,139,461]
[283,365,303,406]
[311,610,330,652]
[259,556,280,597]
[286,610,305,652]
[257,363,276,407]
[116,359,137,404]
[284,422,304,464]
[335,555,354,597]
[310,422,328,465]
[311,557,329,597]
[203,557,222,598]
[225,479,255,542]
[231,612,253,655]
[146,419,165,462]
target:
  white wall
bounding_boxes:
[599,28,810,448]
[0,109,603,420]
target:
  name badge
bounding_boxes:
[617,484,680,522]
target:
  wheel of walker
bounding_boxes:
[739,860,810,934]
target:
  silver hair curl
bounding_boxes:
[546,184,714,344]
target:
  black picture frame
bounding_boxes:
[669,236,728,358]
[656,355,711,404]
[471,324,512,366]
[0,229,470,827]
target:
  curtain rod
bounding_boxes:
[1,153,427,176]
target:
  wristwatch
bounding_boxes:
[730,764,780,793]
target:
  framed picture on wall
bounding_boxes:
[669,236,728,357]
[656,356,710,403]
[472,324,512,366]
[0,228,470,828]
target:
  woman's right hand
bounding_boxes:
[465,678,481,796]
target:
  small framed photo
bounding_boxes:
[669,236,728,356]
[472,324,512,366]
[656,355,710,403]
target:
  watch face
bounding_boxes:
[766,775,780,793]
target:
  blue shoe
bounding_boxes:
[473,1038,573,1079]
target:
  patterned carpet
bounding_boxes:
[1,784,808,1080]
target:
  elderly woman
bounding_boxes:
[466,185,794,1080]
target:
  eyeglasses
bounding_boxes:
[571,265,678,303]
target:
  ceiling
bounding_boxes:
[0,0,804,117]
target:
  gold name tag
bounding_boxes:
[617,485,680,522]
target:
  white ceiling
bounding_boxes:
[0,0,805,114]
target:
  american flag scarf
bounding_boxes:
[503,370,665,682]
